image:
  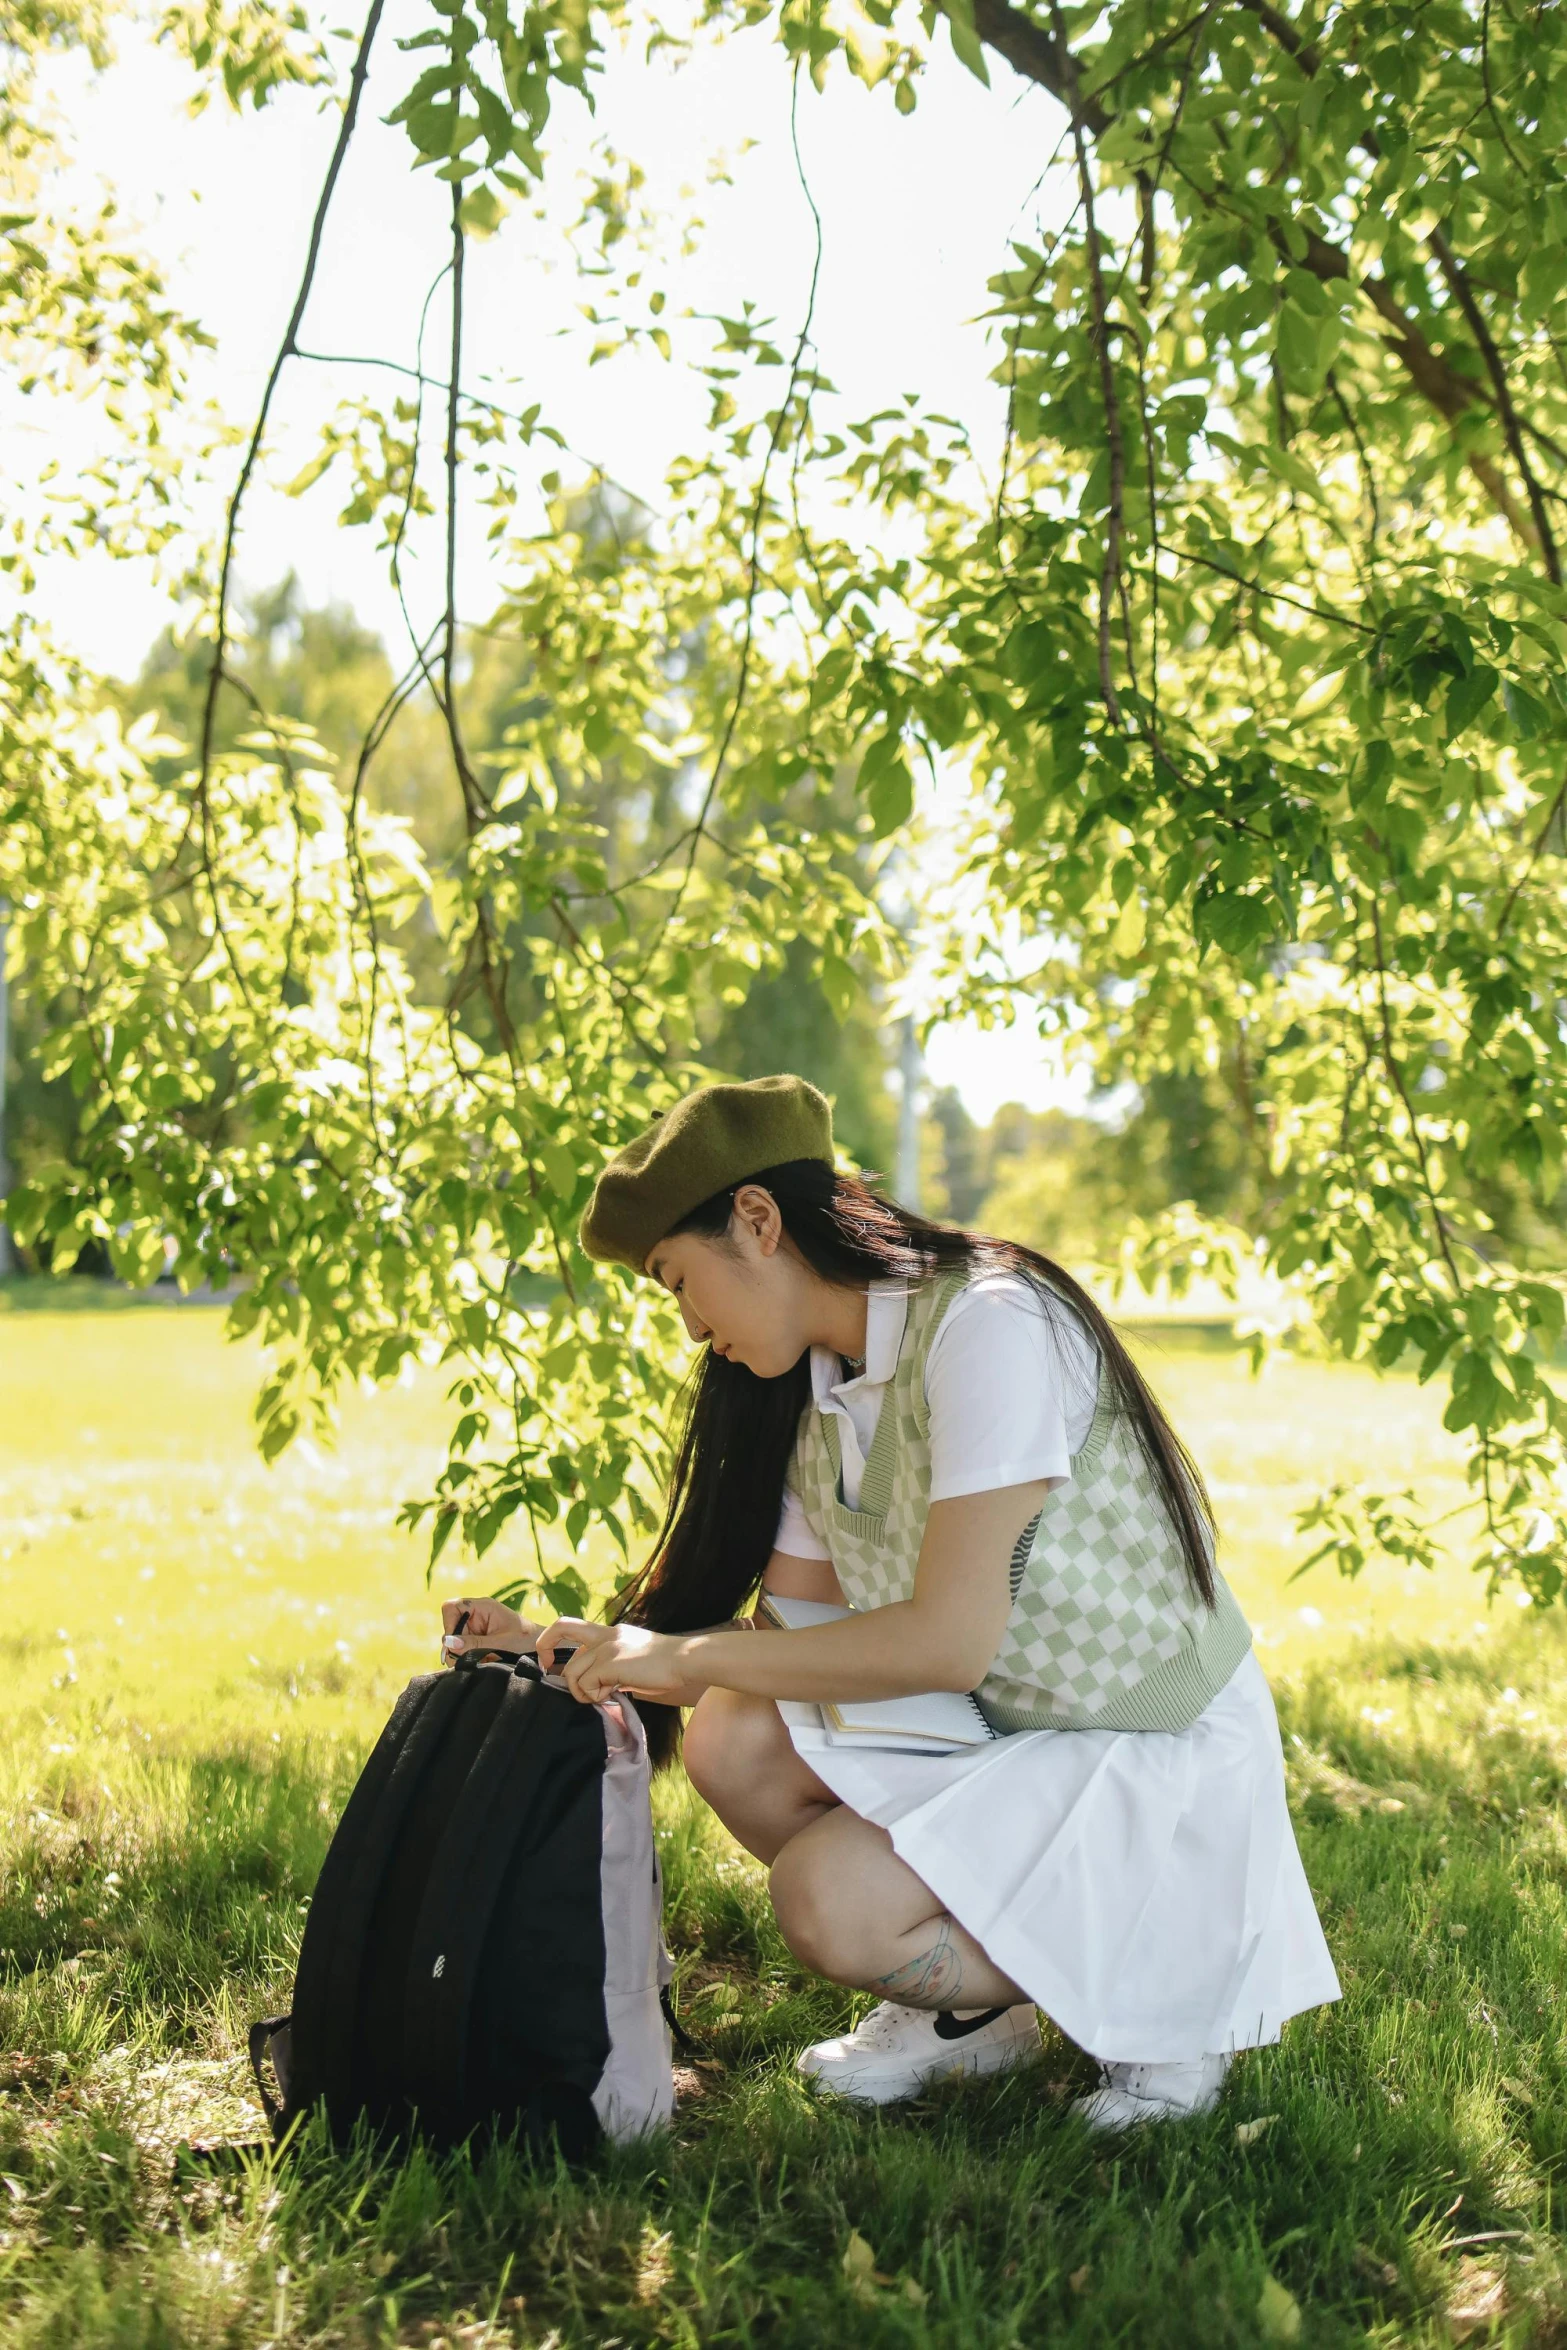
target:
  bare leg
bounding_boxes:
[769,1803,1026,2010]
[683,1687,839,1866]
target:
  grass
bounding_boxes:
[0,1287,1565,2344]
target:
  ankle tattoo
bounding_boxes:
[874,1918,964,2008]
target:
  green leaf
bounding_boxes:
[1276,302,1322,382]
[540,1566,591,1618]
[937,0,991,84]
[1445,663,1498,737]
[535,1140,578,1201]
[459,182,506,239]
[282,444,337,497]
[1254,445,1327,507]
[1194,892,1276,957]
[819,952,857,1021]
[867,752,914,837]
[1257,2273,1301,2343]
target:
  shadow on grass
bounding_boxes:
[2,1632,1567,2343]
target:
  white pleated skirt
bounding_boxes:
[780,1650,1340,2064]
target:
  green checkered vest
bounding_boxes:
[790,1272,1252,1733]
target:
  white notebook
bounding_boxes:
[756,1592,997,1754]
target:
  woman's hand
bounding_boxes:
[440,1596,538,1654]
[537,1618,701,1706]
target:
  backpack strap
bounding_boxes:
[398,1667,603,2140]
[247,2014,292,2135]
[287,1670,465,2132]
[660,1984,700,2059]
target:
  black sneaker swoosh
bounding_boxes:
[932,2006,1010,2041]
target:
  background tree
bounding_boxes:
[5,0,1567,1607]
[924,1080,1258,1267]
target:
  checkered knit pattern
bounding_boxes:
[791,1272,1252,1734]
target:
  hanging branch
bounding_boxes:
[436,190,514,1056]
[166,0,385,1018]
[433,185,576,1303]
[1478,0,1527,173]
[973,0,1558,555]
[441,193,485,830]
[1051,1,1128,722]
[1368,896,1464,1302]
[1325,367,1382,568]
[192,0,387,826]
[1136,170,1155,300]
[1234,0,1557,570]
[1427,227,1561,584]
[1495,771,1567,934]
[293,343,649,509]
[331,264,457,1159]
[634,58,825,972]
[1120,0,1219,755]
[342,623,447,1136]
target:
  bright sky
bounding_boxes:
[16,2,1091,1122]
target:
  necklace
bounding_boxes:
[841,1351,867,1378]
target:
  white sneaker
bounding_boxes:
[797,2001,1041,2106]
[1073,2053,1231,2131]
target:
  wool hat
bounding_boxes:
[579,1075,835,1271]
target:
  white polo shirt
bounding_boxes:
[774,1271,1100,1562]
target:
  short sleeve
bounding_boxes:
[924,1273,1100,1504]
[775,1475,831,1561]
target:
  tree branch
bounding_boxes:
[1427,225,1561,582]
[195,0,385,823]
[635,58,825,974]
[970,0,1101,122]
[971,0,1554,556]
[1051,1,1127,719]
[1369,896,1465,1300]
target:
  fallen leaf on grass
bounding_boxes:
[1499,2075,1535,2107]
[842,2230,925,2309]
[1446,2260,1506,2341]
[1236,2115,1279,2147]
[1069,2265,1091,2294]
[843,2229,890,2304]
[1353,2245,1398,2290]
[1258,2273,1302,2343]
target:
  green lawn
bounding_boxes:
[0,1287,1564,2345]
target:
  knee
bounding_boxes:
[769,1835,859,1983]
[682,1685,771,1808]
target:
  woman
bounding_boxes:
[444,1075,1339,2124]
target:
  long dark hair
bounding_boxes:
[613,1160,1216,1764]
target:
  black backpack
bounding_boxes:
[248,1650,678,2159]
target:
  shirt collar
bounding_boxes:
[808,1281,910,1404]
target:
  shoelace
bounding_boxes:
[846,2002,924,2050]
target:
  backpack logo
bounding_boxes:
[432,1954,445,1979]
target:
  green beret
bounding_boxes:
[580,1075,834,1271]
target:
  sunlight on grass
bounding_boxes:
[1,1289,1566,2346]
[0,1294,510,1743]
[1127,1329,1511,1671]
[0,1290,1516,1745]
